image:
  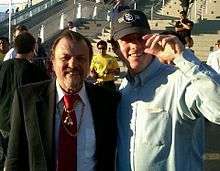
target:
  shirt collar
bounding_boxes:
[126,58,162,87]
[56,80,86,105]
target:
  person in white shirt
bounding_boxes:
[67,21,77,32]
[3,25,28,61]
[207,40,220,73]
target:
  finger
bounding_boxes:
[150,34,164,49]
[142,34,153,41]
[160,36,176,53]
[144,34,158,48]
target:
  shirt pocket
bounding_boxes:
[137,106,172,164]
[142,108,171,147]
[85,129,96,159]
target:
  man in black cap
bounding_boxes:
[110,9,220,171]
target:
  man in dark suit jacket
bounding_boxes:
[5,30,120,171]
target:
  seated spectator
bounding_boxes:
[90,40,120,91]
[207,40,220,73]
[175,11,193,43]
[15,7,19,13]
[4,25,29,61]
[0,32,49,169]
[67,21,77,32]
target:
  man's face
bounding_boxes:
[14,30,22,37]
[117,33,153,75]
[52,37,90,93]
[0,39,9,54]
[215,43,220,49]
[13,30,26,41]
[97,44,107,56]
[0,40,4,53]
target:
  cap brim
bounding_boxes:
[112,27,150,40]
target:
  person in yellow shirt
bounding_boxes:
[90,40,120,91]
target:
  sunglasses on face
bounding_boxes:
[97,45,107,50]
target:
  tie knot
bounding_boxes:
[63,94,80,111]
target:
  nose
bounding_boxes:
[130,38,143,51]
[68,56,79,68]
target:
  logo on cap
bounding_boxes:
[123,13,134,23]
[118,12,141,24]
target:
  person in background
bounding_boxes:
[0,32,49,171]
[185,36,194,53]
[4,30,120,171]
[34,37,48,70]
[90,40,120,91]
[3,25,28,61]
[207,39,220,73]
[180,0,189,13]
[175,11,193,43]
[0,37,9,62]
[15,7,19,13]
[110,9,220,171]
[209,46,214,53]
[35,37,47,58]
[110,0,130,27]
[67,21,77,32]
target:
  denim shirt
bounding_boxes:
[117,49,220,171]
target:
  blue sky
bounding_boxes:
[0,0,26,12]
[0,5,8,12]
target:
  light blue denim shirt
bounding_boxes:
[117,49,220,171]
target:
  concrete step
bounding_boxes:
[149,19,176,30]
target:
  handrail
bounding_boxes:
[0,0,65,25]
[188,0,207,21]
[150,0,164,20]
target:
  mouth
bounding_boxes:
[65,69,82,77]
[67,71,79,75]
[128,53,143,58]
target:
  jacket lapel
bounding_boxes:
[85,83,99,132]
[36,79,56,170]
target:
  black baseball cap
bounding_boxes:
[111,9,151,40]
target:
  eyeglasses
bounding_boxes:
[98,48,107,50]
[97,45,107,50]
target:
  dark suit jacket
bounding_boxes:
[0,59,49,171]
[0,59,49,132]
[5,79,120,171]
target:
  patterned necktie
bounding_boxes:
[57,94,80,171]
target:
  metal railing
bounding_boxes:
[189,0,207,22]
[150,0,164,20]
[0,0,65,26]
